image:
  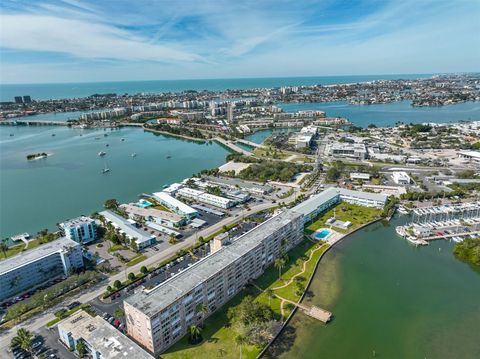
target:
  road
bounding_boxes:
[0,201,278,354]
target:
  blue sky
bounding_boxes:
[0,0,479,84]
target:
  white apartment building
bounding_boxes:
[152,192,198,219]
[176,187,234,209]
[391,171,412,185]
[0,237,84,301]
[124,210,303,355]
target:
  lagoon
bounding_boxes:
[267,217,480,359]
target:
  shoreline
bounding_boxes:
[143,127,207,143]
[257,217,385,358]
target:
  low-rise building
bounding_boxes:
[458,150,480,164]
[60,216,97,244]
[350,172,371,181]
[120,204,185,228]
[100,210,156,249]
[152,192,198,219]
[292,187,387,223]
[0,237,83,301]
[391,171,412,185]
[176,187,235,209]
[58,310,154,359]
[329,142,367,160]
[124,210,303,355]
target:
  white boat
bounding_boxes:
[397,206,410,215]
[98,151,106,156]
[452,237,463,243]
[131,153,137,157]
[102,168,110,174]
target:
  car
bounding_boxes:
[108,317,115,324]
[32,341,42,349]
[47,354,57,359]
[102,312,109,319]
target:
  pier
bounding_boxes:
[281,297,332,323]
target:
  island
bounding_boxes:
[26,152,47,160]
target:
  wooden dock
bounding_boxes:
[299,304,332,323]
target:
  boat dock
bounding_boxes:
[300,304,332,323]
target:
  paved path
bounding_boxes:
[213,137,253,156]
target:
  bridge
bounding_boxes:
[235,138,265,148]
[213,137,254,156]
[0,120,70,126]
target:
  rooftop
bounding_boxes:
[61,216,94,228]
[99,210,155,244]
[120,204,183,223]
[58,311,154,359]
[0,237,79,276]
[152,191,198,215]
[125,210,302,317]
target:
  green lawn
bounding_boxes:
[161,239,326,359]
[127,254,147,267]
[305,202,382,235]
[0,237,56,261]
[108,244,125,252]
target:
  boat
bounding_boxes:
[131,153,137,157]
[104,134,108,137]
[51,133,56,136]
[121,138,125,141]
[397,206,410,215]
[98,151,106,157]
[105,144,109,147]
[102,168,110,174]
[95,137,100,140]
[166,155,172,159]
[9,134,14,136]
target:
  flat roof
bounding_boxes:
[120,204,183,223]
[0,237,79,276]
[61,216,94,228]
[100,210,155,244]
[291,187,387,216]
[459,150,480,158]
[152,192,198,215]
[125,210,302,317]
[58,311,153,359]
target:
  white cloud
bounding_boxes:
[0,14,201,62]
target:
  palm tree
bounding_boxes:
[265,288,275,305]
[76,340,87,357]
[188,325,202,343]
[195,303,208,327]
[11,328,33,354]
[274,258,286,280]
[235,335,246,359]
[0,239,8,258]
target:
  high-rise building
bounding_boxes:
[23,95,32,103]
[226,102,234,123]
[14,96,23,104]
[60,216,97,244]
[124,210,303,354]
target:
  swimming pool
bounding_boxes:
[137,199,153,208]
[314,229,332,240]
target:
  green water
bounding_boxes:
[267,218,480,359]
[0,126,228,238]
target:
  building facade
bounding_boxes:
[60,216,97,244]
[124,210,304,354]
[152,191,199,219]
[0,237,83,301]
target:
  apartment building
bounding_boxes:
[124,210,303,354]
[152,191,199,219]
[176,187,234,209]
[60,216,97,244]
[0,237,84,301]
[292,187,387,223]
[58,310,154,359]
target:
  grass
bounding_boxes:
[108,244,125,252]
[253,147,290,159]
[305,202,382,235]
[0,237,55,261]
[153,203,173,212]
[46,304,91,327]
[126,254,147,267]
[162,239,326,359]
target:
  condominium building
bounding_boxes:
[124,210,303,354]
[120,204,185,228]
[292,187,387,223]
[60,216,97,244]
[391,171,412,185]
[152,191,199,219]
[0,237,84,301]
[58,310,154,359]
[328,142,367,160]
[99,210,156,250]
[176,187,235,209]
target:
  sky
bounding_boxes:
[0,0,479,84]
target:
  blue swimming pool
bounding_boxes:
[137,199,153,208]
[314,229,331,240]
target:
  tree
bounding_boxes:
[274,258,286,280]
[127,272,136,281]
[140,266,148,275]
[113,280,122,289]
[195,303,208,328]
[11,328,33,354]
[265,288,275,305]
[235,335,246,359]
[114,307,125,318]
[0,239,8,258]
[104,199,119,210]
[76,340,87,358]
[106,285,113,292]
[188,325,202,344]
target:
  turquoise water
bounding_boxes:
[10,109,106,122]
[267,218,480,359]
[314,229,331,240]
[0,74,432,101]
[0,126,228,238]
[278,101,480,127]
